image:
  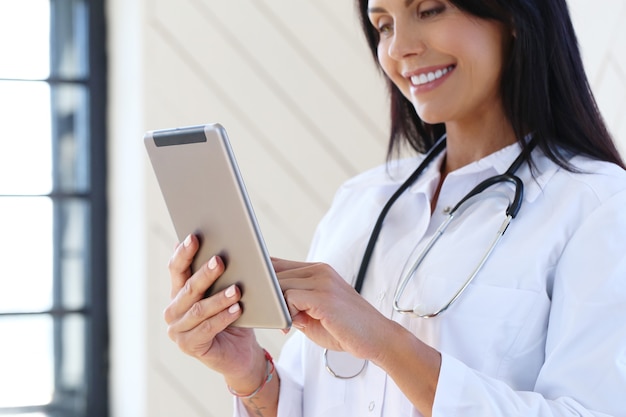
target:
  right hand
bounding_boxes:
[163,234,260,380]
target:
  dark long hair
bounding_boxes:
[356,0,624,169]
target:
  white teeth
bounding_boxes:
[411,66,453,86]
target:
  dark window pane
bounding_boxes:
[52,84,90,193]
[0,197,53,313]
[58,199,89,310]
[52,314,87,415]
[51,0,89,79]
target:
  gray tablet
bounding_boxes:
[144,123,291,329]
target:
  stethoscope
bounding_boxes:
[324,134,534,379]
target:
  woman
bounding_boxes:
[164,0,626,416]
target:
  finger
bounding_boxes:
[290,312,343,352]
[277,276,317,319]
[168,283,242,332]
[169,301,243,358]
[271,257,316,273]
[168,234,200,297]
[282,279,356,325]
[278,266,340,292]
[284,288,308,318]
[164,255,226,323]
[281,285,329,323]
[284,289,359,354]
[290,311,311,330]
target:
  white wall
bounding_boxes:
[568,0,626,155]
[107,1,626,416]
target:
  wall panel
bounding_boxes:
[141,1,388,415]
[108,1,626,416]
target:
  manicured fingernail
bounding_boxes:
[228,303,240,314]
[183,234,192,247]
[208,256,217,270]
[225,284,236,298]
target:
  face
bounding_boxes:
[367,0,509,127]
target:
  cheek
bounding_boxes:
[377,46,410,96]
[377,56,398,88]
[377,45,392,77]
[469,35,502,67]
[458,24,506,80]
[434,20,504,69]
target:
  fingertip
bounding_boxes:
[208,256,218,270]
[228,302,241,314]
[272,257,287,272]
[173,234,195,256]
[291,312,308,330]
[225,284,237,298]
[207,255,224,272]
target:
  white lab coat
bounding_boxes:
[235,142,626,416]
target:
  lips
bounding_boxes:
[409,65,455,86]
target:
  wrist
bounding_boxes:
[225,348,274,398]
[375,321,441,393]
[370,319,416,368]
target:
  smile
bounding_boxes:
[410,65,455,86]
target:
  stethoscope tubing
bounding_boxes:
[392,210,514,318]
[353,135,448,294]
[325,136,534,378]
[354,136,533,295]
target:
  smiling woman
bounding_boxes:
[0,0,108,416]
[160,1,626,417]
[370,1,511,154]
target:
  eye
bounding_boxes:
[370,16,394,37]
[377,22,394,36]
[418,2,446,19]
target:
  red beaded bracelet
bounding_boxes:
[227,349,275,399]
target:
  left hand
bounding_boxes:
[274,258,390,361]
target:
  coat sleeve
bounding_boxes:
[432,190,626,417]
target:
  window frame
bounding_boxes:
[85,0,109,414]
[0,0,108,415]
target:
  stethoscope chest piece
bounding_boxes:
[324,349,368,379]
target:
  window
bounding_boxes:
[0,0,108,416]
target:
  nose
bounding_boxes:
[387,21,426,60]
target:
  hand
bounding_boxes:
[274,258,391,362]
[276,258,442,417]
[164,234,260,380]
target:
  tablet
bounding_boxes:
[144,123,292,329]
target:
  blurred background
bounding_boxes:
[0,0,624,416]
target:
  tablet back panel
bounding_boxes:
[144,124,291,329]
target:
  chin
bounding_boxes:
[413,106,446,125]
[416,110,446,125]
